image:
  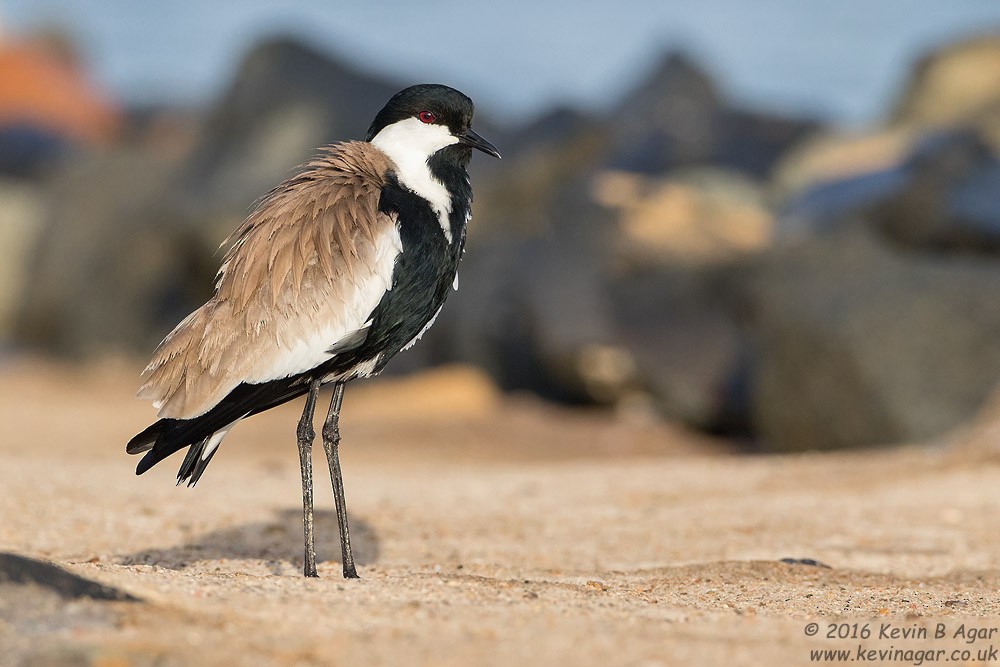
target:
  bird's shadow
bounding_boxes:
[118,509,379,575]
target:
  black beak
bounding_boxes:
[459,128,501,159]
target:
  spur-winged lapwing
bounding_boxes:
[126,84,500,578]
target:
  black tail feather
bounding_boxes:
[125,420,171,455]
[175,436,220,487]
[126,373,316,482]
[134,420,187,476]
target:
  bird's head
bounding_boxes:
[367,84,501,166]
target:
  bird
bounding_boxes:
[126,84,500,579]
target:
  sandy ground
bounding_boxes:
[2,358,1000,666]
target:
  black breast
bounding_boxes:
[326,174,469,376]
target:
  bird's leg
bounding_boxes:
[296,378,322,578]
[321,382,359,579]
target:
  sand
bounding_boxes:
[1,358,999,666]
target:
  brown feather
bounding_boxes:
[138,142,398,419]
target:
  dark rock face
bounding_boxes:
[607,52,724,173]
[0,181,45,345]
[868,131,1000,253]
[0,35,123,178]
[435,53,803,430]
[460,224,626,405]
[0,127,72,178]
[781,129,1000,253]
[19,31,1000,452]
[751,224,1000,451]
[753,34,1000,451]
[181,37,403,228]
[606,52,818,178]
[14,151,208,355]
[610,262,752,432]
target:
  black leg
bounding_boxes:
[321,382,359,579]
[296,378,322,578]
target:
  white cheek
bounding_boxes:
[371,117,459,157]
[371,118,459,243]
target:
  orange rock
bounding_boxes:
[0,38,120,143]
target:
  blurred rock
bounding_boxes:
[121,104,203,161]
[772,127,915,201]
[14,151,208,356]
[470,106,610,238]
[438,62,791,429]
[751,224,1000,451]
[868,130,1000,253]
[890,33,1000,129]
[775,33,1000,243]
[610,262,752,432]
[718,107,822,178]
[0,180,44,344]
[401,103,635,407]
[449,167,760,429]
[758,35,1000,450]
[0,32,121,177]
[590,168,768,430]
[607,52,723,173]
[179,35,404,246]
[779,128,1000,254]
[435,197,631,405]
[606,51,818,177]
[595,167,772,266]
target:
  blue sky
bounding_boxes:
[3,0,1000,126]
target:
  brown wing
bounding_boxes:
[137,142,400,419]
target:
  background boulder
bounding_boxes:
[890,33,1000,129]
[9,30,1000,452]
[0,181,44,348]
[752,32,1000,450]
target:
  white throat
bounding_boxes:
[371,117,459,243]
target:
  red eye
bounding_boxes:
[418,111,436,124]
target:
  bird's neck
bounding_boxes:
[372,140,471,246]
[427,147,473,249]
